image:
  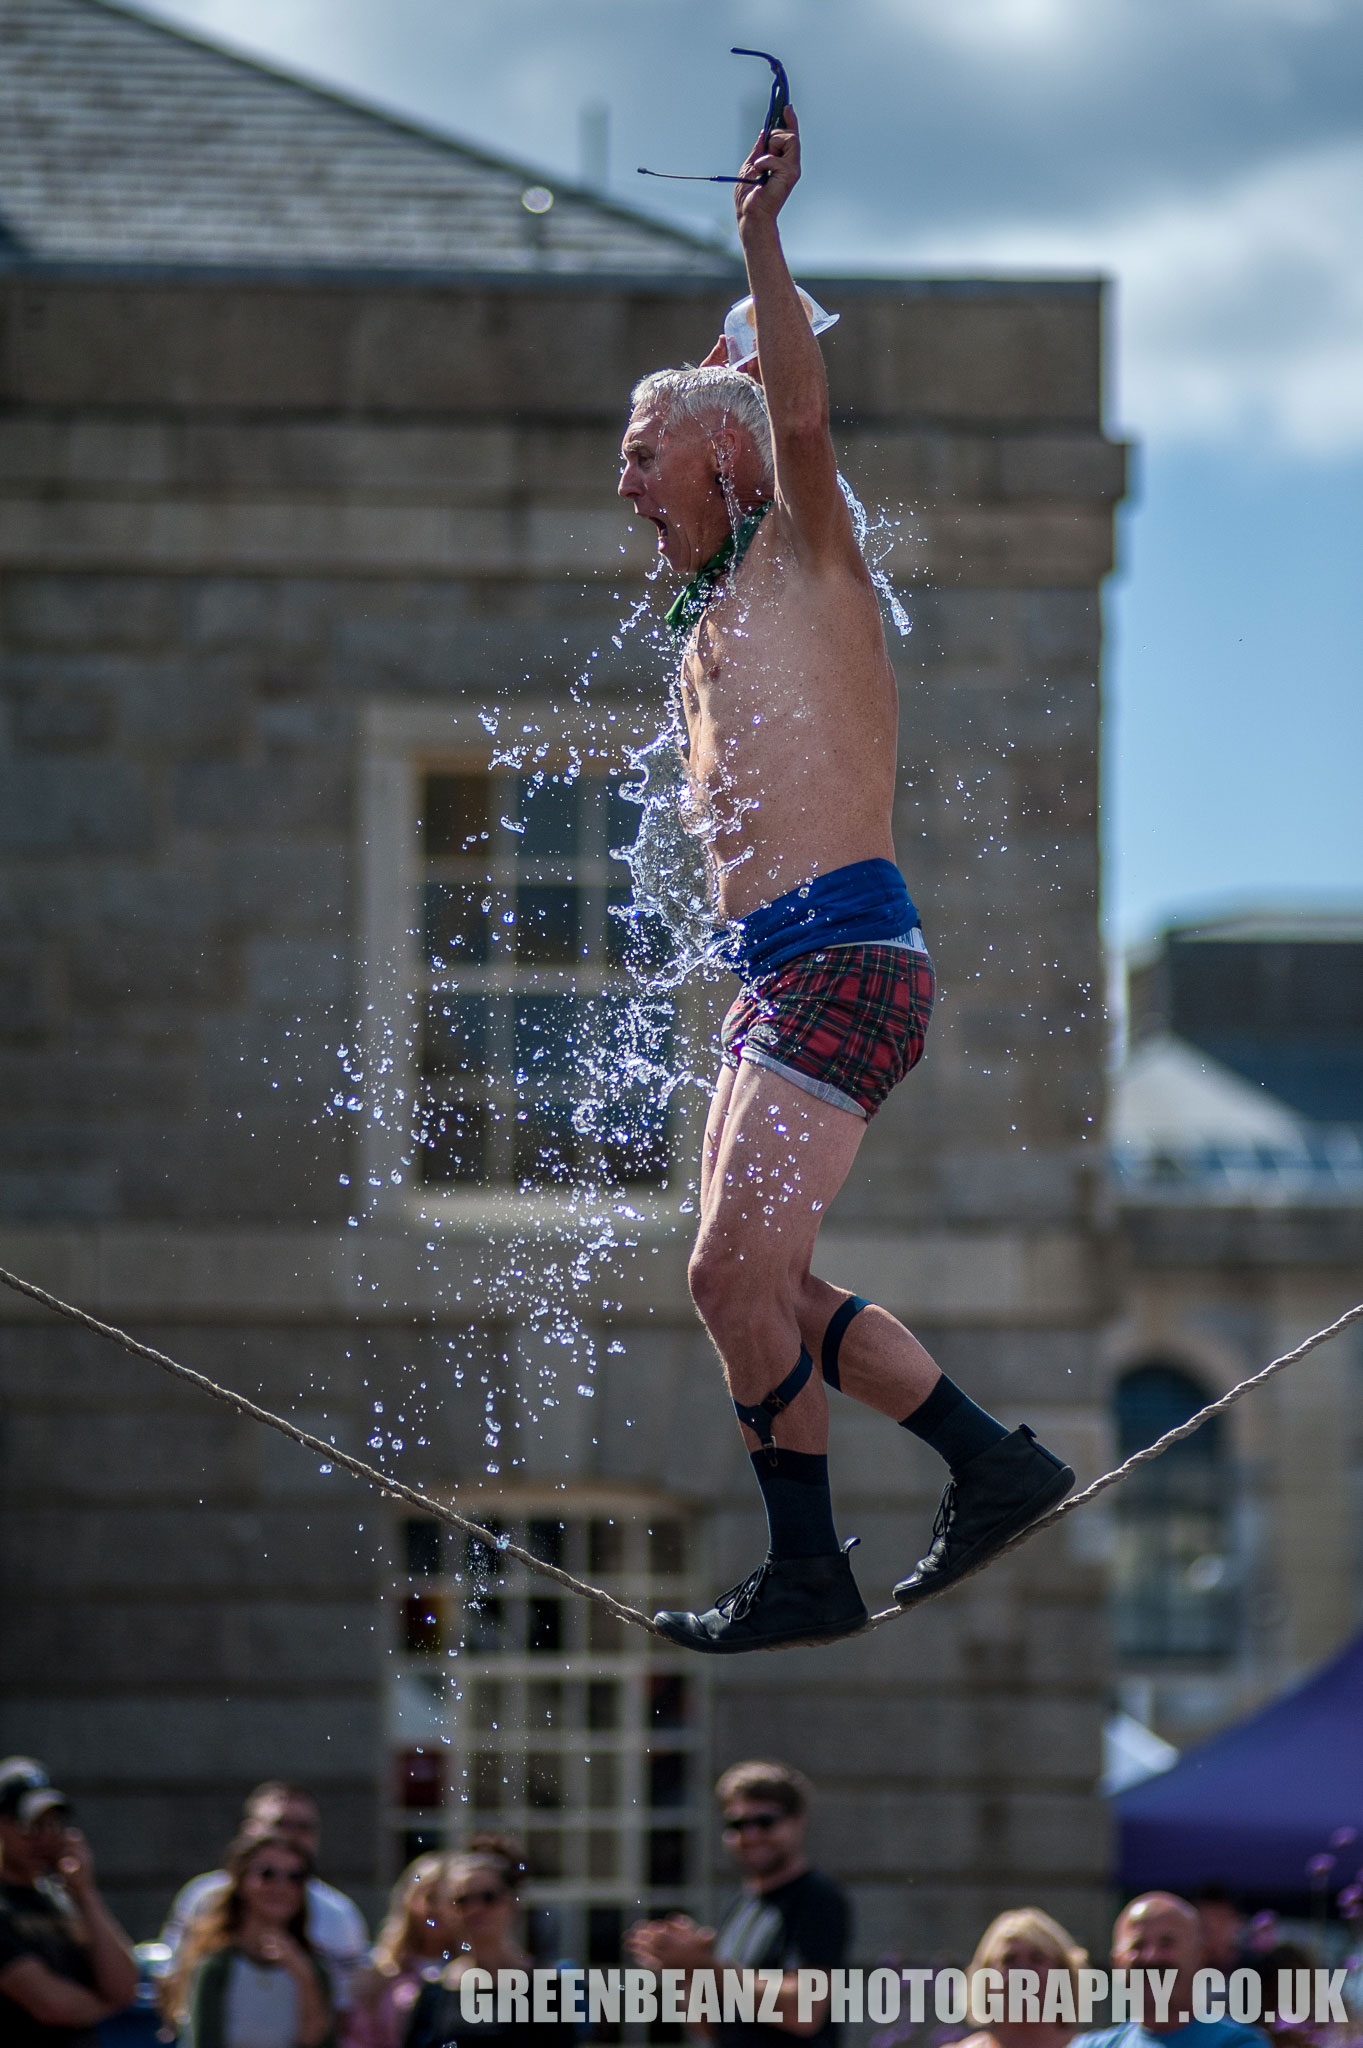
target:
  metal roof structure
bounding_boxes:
[0,0,736,275]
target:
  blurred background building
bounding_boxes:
[1105,912,1363,1760]
[17,0,1361,1966]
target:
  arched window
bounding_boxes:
[1112,1362,1237,1661]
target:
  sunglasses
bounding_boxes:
[638,48,789,189]
[253,1865,307,1885]
[723,1813,786,1835]
[451,1887,505,1908]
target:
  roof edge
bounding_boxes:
[0,256,1105,297]
[89,0,730,259]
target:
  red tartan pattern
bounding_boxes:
[720,943,936,1118]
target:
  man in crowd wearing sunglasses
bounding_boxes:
[160,1778,367,2006]
[0,1755,138,2048]
[627,1760,847,2040]
[619,91,1072,1654]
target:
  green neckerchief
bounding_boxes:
[664,502,772,641]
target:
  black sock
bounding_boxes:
[749,1448,840,1559]
[900,1374,1009,1472]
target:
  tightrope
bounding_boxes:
[3,1263,1360,1642]
[0,1264,658,1635]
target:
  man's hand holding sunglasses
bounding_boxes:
[734,105,801,232]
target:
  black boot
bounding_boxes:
[893,1425,1074,1607]
[654,1540,868,1654]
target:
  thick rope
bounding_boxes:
[0,1264,659,1636]
[865,1295,1363,1627]
[2,1263,1359,1641]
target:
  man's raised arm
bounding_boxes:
[735,109,857,566]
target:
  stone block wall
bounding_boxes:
[0,271,1123,1951]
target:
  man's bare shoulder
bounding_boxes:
[747,503,885,619]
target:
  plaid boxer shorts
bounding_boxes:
[720,941,936,1119]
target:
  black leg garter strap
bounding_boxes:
[821,1295,870,1392]
[733,1345,814,1462]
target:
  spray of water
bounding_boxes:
[322,476,916,1487]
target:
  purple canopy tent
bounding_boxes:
[1116,1630,1363,1895]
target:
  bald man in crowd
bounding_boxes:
[1072,1893,1265,2048]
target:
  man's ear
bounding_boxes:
[710,426,740,479]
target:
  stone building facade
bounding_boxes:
[0,0,1125,1961]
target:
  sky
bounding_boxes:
[134,0,1363,947]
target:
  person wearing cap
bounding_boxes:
[616,95,1073,1654]
[0,1756,138,2047]
[161,1781,366,2007]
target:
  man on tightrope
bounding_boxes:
[616,100,1074,1652]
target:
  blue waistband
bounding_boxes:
[708,859,923,980]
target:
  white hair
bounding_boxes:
[629,366,773,489]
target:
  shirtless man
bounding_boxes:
[616,105,1073,1653]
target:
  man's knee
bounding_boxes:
[687,1240,730,1323]
[688,1240,779,1332]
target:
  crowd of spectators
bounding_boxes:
[0,1751,1333,2048]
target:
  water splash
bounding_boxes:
[839,472,914,638]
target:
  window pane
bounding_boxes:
[465,1527,504,1577]
[605,885,633,967]
[526,1832,563,1880]
[588,1831,619,1880]
[515,995,586,1080]
[424,881,492,966]
[516,775,580,856]
[471,1752,504,1810]
[649,1752,687,1808]
[404,1519,442,1577]
[647,1829,688,1886]
[514,1102,582,1186]
[526,1754,563,1809]
[419,1100,489,1185]
[587,1681,619,1731]
[402,1594,443,1656]
[527,1680,564,1728]
[605,781,640,854]
[589,1521,625,1573]
[588,1908,624,1967]
[601,1099,671,1188]
[424,772,491,857]
[648,1674,688,1729]
[527,1520,566,1567]
[464,1597,505,1654]
[527,1597,564,1654]
[515,884,580,964]
[588,1608,625,1653]
[587,1754,619,1808]
[397,1749,444,1810]
[423,994,494,1078]
[649,1523,687,1575]
[472,1680,503,1732]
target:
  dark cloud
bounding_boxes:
[134,0,1363,449]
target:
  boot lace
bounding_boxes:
[929,1481,958,1550]
[715,1557,773,1620]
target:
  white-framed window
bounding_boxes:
[387,1498,711,1964]
[356,702,710,1215]
[416,761,671,1189]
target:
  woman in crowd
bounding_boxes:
[341,1855,456,2048]
[403,1837,562,2048]
[960,1908,1087,2048]
[164,1830,334,2048]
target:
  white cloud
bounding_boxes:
[894,139,1363,453]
